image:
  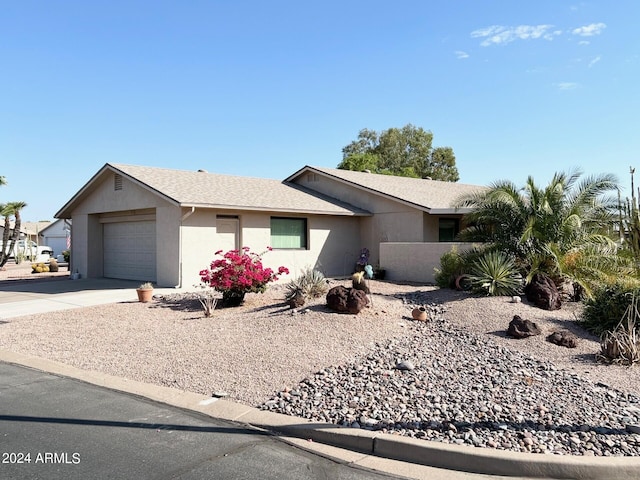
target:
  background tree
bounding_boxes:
[0,176,28,268]
[338,124,460,181]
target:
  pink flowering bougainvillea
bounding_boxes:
[200,247,289,306]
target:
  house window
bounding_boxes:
[270,217,307,249]
[439,218,459,242]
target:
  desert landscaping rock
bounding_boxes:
[261,308,640,456]
[547,331,578,348]
[507,315,542,339]
[3,276,640,458]
[525,273,562,310]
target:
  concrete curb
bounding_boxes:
[2,348,639,480]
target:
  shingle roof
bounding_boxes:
[287,166,485,213]
[22,221,52,235]
[106,164,369,216]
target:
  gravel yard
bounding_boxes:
[2,271,640,456]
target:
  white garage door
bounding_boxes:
[103,221,156,282]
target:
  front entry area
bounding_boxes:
[216,216,239,252]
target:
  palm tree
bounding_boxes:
[0,201,28,268]
[456,170,627,296]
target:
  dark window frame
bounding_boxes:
[438,218,460,242]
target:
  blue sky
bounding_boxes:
[2,1,639,221]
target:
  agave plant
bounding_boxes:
[469,250,522,296]
[284,266,328,301]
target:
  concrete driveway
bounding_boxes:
[0,276,181,319]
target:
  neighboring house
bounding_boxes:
[55,164,483,287]
[22,221,52,244]
[40,218,71,257]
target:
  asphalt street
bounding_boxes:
[0,363,402,480]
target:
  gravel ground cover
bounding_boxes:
[1,273,640,457]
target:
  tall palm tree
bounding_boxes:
[0,201,27,268]
[456,170,626,296]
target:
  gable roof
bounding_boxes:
[22,221,52,236]
[55,163,370,218]
[40,218,70,235]
[286,166,485,214]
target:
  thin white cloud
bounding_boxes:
[588,55,602,68]
[455,50,469,59]
[572,23,606,36]
[471,25,559,46]
[555,82,579,90]
[578,40,590,46]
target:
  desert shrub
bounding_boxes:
[582,279,640,335]
[597,293,640,365]
[434,247,479,288]
[285,266,328,300]
[468,250,522,296]
[193,284,221,318]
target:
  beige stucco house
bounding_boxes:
[55,164,482,287]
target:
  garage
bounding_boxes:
[103,221,156,282]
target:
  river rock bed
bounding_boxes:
[260,303,640,457]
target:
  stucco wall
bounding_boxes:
[69,214,88,277]
[157,205,181,287]
[68,172,180,285]
[180,209,220,288]
[72,174,168,215]
[292,174,423,266]
[178,209,363,288]
[380,242,475,284]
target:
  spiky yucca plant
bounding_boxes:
[597,293,640,365]
[469,250,522,296]
[284,267,328,300]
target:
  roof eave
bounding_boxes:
[55,163,181,219]
[289,166,477,214]
[181,203,371,216]
[429,208,474,215]
[289,166,437,212]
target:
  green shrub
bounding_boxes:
[285,266,328,300]
[434,247,467,288]
[582,279,640,335]
[469,250,522,296]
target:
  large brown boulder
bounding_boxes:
[507,315,542,339]
[326,286,369,314]
[524,273,562,310]
[547,331,578,348]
